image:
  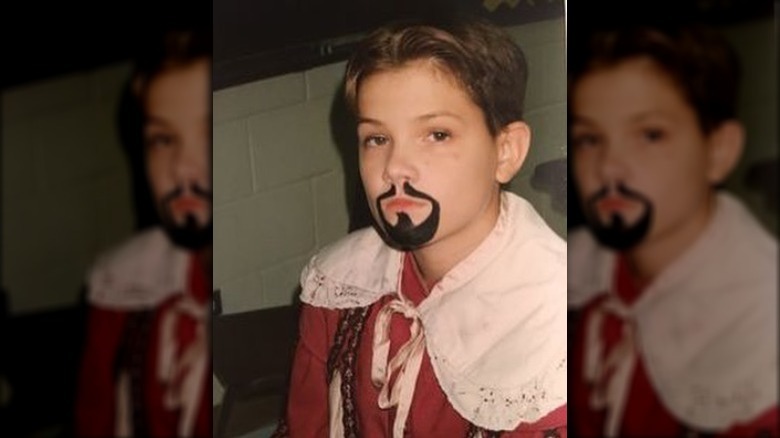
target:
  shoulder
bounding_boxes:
[87,227,189,309]
[504,192,566,251]
[717,193,777,279]
[567,227,614,308]
[635,194,777,429]
[500,192,567,282]
[420,194,568,431]
[299,227,400,309]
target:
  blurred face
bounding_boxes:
[143,59,211,250]
[357,61,506,253]
[571,57,716,252]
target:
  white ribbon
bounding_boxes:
[328,371,345,438]
[157,294,208,437]
[115,372,132,437]
[583,295,637,437]
[371,294,426,438]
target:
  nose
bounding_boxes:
[172,133,209,189]
[382,142,418,187]
[597,143,630,187]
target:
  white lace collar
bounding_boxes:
[88,227,190,309]
[568,193,778,430]
[301,191,568,430]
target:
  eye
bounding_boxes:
[428,130,451,142]
[571,133,600,149]
[362,134,389,148]
[642,128,666,143]
[144,132,175,149]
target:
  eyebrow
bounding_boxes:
[144,116,172,128]
[145,115,209,128]
[357,117,382,126]
[571,110,671,127]
[357,111,464,126]
[570,115,595,127]
[416,111,464,122]
[628,111,671,123]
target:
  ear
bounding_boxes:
[706,120,744,185]
[495,121,531,184]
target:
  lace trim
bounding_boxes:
[432,352,567,431]
[301,264,387,309]
[269,418,289,437]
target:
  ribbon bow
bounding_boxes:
[157,294,208,437]
[370,295,426,438]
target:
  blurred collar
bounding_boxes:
[88,227,190,309]
[569,193,778,429]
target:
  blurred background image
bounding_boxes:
[567,0,777,436]
[1,1,210,436]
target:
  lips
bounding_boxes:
[597,197,632,213]
[583,182,654,251]
[170,196,206,213]
[383,197,424,213]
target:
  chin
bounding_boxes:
[174,214,210,227]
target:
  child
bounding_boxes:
[568,23,778,436]
[75,24,211,437]
[276,19,567,437]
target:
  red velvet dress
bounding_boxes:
[75,254,210,437]
[280,254,567,437]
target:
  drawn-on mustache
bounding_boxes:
[375,181,440,250]
[162,184,212,205]
[376,181,438,206]
[583,182,654,251]
[586,183,650,209]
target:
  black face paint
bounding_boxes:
[159,184,212,250]
[376,182,440,251]
[583,183,652,251]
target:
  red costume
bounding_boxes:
[75,228,210,437]
[279,193,568,437]
[569,194,778,437]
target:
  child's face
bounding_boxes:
[144,59,211,249]
[357,61,505,252]
[571,57,719,251]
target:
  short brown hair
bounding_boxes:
[131,25,211,101]
[344,19,528,136]
[569,23,740,134]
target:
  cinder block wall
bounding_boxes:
[1,63,136,314]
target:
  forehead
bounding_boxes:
[572,57,694,123]
[144,59,209,121]
[357,60,478,117]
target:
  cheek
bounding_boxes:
[359,151,387,189]
[572,157,597,196]
[648,175,702,225]
[146,154,172,198]
[358,163,382,221]
[358,162,376,200]
[647,149,708,203]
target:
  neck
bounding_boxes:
[411,191,501,285]
[624,194,716,284]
